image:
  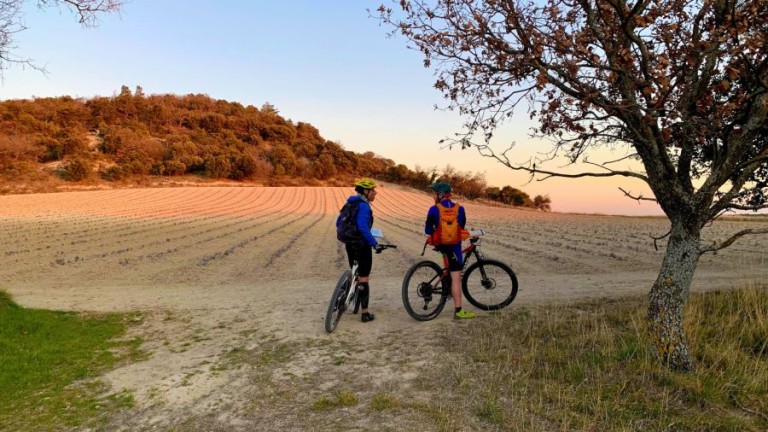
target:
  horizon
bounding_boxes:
[0,1,674,216]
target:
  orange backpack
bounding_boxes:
[428,203,469,246]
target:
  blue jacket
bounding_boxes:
[337,194,378,247]
[425,200,466,235]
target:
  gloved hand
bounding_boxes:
[374,245,385,254]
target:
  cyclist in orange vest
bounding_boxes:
[424,182,476,319]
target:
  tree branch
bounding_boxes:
[709,148,768,217]
[618,186,657,203]
[42,0,124,26]
[535,164,648,182]
[700,227,768,254]
[2,0,122,76]
[471,139,649,182]
[603,152,640,165]
[651,227,672,251]
[723,203,768,211]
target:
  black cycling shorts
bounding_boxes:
[437,244,464,271]
[345,242,373,277]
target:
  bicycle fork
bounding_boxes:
[349,263,361,313]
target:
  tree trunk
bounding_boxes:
[647,221,701,371]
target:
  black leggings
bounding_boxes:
[357,282,370,309]
[345,243,373,309]
[345,243,373,277]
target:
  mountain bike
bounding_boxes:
[325,239,397,333]
[402,230,518,321]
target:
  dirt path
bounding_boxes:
[1,186,766,430]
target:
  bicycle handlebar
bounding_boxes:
[375,244,397,254]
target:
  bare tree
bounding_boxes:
[0,0,122,75]
[378,0,768,371]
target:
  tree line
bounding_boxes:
[0,85,550,209]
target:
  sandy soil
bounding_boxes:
[1,186,766,430]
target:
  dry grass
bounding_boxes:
[432,284,768,431]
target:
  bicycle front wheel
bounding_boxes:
[462,259,518,311]
[402,260,447,321]
[325,270,352,333]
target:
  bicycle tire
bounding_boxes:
[325,270,352,333]
[462,259,518,311]
[353,292,361,315]
[402,260,448,321]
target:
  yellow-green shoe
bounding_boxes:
[454,309,476,320]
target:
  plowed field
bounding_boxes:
[1,186,766,430]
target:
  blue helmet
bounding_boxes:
[430,182,452,194]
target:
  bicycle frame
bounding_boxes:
[341,243,365,308]
[344,244,396,312]
[346,261,359,303]
[422,237,484,289]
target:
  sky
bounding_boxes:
[0,0,664,216]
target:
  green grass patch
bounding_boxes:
[441,285,768,431]
[0,289,143,430]
[369,393,400,411]
[311,390,359,411]
[475,395,504,424]
[311,396,337,411]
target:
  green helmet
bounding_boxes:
[354,178,378,189]
[430,182,452,193]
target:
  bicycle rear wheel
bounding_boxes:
[325,270,353,333]
[462,259,518,311]
[402,260,448,321]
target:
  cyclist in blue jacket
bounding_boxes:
[336,178,384,323]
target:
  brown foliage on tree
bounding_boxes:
[534,195,552,212]
[379,0,768,370]
[61,156,91,181]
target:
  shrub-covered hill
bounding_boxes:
[0,85,549,209]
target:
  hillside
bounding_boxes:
[0,86,549,209]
